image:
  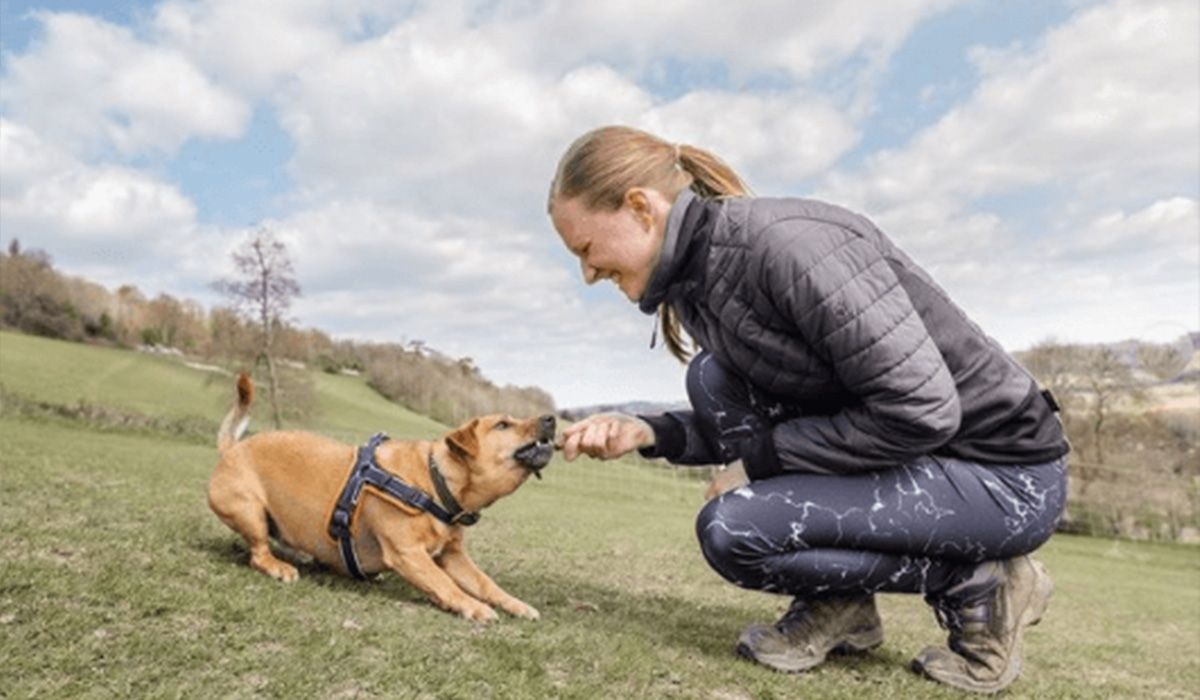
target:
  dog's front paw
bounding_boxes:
[276,565,300,583]
[504,599,541,620]
[252,555,299,583]
[462,602,499,624]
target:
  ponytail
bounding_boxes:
[658,144,750,362]
[676,143,750,200]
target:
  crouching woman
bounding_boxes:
[549,125,1068,694]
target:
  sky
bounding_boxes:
[1,0,1197,409]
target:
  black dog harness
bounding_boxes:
[328,433,479,579]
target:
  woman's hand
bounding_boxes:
[557,412,655,461]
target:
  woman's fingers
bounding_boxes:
[559,418,594,461]
[582,421,611,457]
[560,430,582,461]
[567,416,623,460]
[557,413,650,461]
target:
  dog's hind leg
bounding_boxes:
[216,502,299,583]
[247,537,300,583]
[208,467,299,583]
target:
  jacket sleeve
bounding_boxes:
[744,221,961,476]
[636,410,724,466]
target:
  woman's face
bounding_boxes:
[550,189,671,302]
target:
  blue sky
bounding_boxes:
[1,0,1196,407]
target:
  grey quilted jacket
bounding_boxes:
[637,189,1068,477]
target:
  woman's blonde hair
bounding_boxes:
[548,125,750,363]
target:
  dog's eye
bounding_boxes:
[495,420,511,430]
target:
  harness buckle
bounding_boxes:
[451,511,480,526]
[330,509,351,536]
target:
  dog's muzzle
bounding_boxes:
[513,415,556,479]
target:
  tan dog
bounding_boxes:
[207,373,555,622]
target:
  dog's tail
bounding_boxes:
[217,371,255,454]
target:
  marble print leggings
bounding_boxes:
[686,352,1068,599]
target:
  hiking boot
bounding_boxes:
[736,595,884,673]
[912,555,1053,694]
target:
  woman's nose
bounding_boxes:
[581,261,598,285]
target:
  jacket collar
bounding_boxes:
[638,188,711,315]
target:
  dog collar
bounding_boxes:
[428,452,481,526]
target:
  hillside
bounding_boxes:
[0,330,446,442]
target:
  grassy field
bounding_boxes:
[1,332,1198,699]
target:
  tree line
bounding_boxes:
[1017,338,1198,541]
[0,238,555,427]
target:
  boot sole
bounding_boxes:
[911,647,1022,695]
[736,627,885,674]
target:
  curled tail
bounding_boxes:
[217,371,254,453]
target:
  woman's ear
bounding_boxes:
[625,188,655,232]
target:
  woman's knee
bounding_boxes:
[695,495,727,557]
[695,493,781,588]
[695,497,742,583]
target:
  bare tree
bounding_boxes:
[1136,340,1191,382]
[1020,339,1142,497]
[1020,338,1079,408]
[1077,346,1140,467]
[213,228,301,428]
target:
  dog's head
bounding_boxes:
[441,414,556,510]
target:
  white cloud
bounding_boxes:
[253,200,567,297]
[808,0,1198,354]
[0,119,73,196]
[272,8,869,221]
[149,0,406,95]
[910,196,1199,352]
[1,176,198,290]
[504,0,959,84]
[643,90,859,189]
[1056,197,1199,261]
[275,19,603,215]
[1,119,196,239]
[1,118,217,296]
[822,0,1198,217]
[0,12,249,158]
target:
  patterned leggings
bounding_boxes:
[686,352,1068,598]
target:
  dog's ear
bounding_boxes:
[445,419,480,464]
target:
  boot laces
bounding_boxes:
[932,600,965,633]
[776,599,814,633]
[931,594,997,661]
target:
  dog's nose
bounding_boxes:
[539,415,556,438]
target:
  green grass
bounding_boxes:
[0,330,444,442]
[1,332,1198,698]
[0,331,230,421]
